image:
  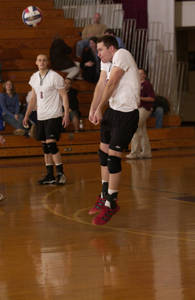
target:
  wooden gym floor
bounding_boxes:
[0,153,195,300]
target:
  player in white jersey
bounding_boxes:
[88,35,140,225]
[23,54,69,185]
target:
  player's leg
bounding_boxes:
[38,141,56,185]
[36,120,56,185]
[93,108,139,225]
[92,148,121,225]
[88,108,111,215]
[45,117,66,185]
[88,142,109,215]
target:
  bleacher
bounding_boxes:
[0,0,194,158]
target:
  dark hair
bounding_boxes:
[104,28,115,35]
[89,36,98,44]
[2,80,16,96]
[97,35,119,49]
[139,68,149,79]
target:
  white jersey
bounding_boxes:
[29,70,65,120]
[101,49,140,112]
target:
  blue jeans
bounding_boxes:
[76,39,89,57]
[152,107,164,128]
[2,113,24,129]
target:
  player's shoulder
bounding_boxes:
[49,69,63,79]
[30,71,39,80]
[113,49,136,65]
[114,48,132,59]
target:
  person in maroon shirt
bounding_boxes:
[126,69,155,159]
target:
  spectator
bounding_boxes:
[126,69,155,159]
[0,80,25,135]
[76,12,107,58]
[64,78,80,132]
[0,63,3,83]
[0,134,5,201]
[50,36,80,80]
[152,95,170,128]
[80,36,100,83]
[0,105,4,131]
[104,28,125,49]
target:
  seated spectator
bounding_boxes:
[0,62,3,83]
[126,69,155,160]
[0,134,5,201]
[50,36,80,80]
[0,80,25,135]
[76,12,107,58]
[64,78,80,132]
[104,28,125,49]
[151,95,170,128]
[80,36,100,83]
[0,105,4,131]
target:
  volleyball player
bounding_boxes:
[23,54,69,185]
[88,36,140,225]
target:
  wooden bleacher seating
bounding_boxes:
[0,0,193,158]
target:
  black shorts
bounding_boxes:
[100,107,139,152]
[36,117,62,141]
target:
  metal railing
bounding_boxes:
[54,0,123,28]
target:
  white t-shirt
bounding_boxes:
[29,70,65,120]
[101,49,140,112]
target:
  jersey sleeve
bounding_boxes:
[53,72,65,90]
[29,74,35,89]
[112,49,131,71]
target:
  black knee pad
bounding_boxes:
[47,142,59,155]
[42,143,50,154]
[98,149,108,166]
[107,155,121,174]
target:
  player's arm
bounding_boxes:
[59,88,70,128]
[23,88,37,126]
[89,70,107,123]
[93,66,124,124]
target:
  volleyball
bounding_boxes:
[22,6,43,27]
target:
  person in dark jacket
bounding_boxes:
[50,36,80,80]
[0,80,25,135]
[64,78,80,132]
[80,36,100,83]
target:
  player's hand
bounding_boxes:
[88,109,95,123]
[85,61,94,67]
[23,116,29,128]
[93,108,102,125]
[62,113,70,128]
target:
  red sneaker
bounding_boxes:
[88,195,106,215]
[92,204,120,225]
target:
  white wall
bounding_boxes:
[175,1,195,27]
[147,0,175,51]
